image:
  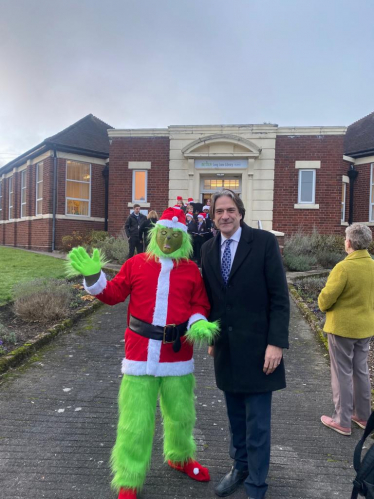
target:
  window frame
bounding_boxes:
[65,160,91,217]
[132,170,148,203]
[36,162,43,216]
[370,164,374,222]
[341,182,346,223]
[298,169,316,204]
[9,176,13,220]
[21,170,27,218]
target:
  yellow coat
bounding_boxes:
[318,250,374,338]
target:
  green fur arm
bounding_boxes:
[185,320,220,346]
[65,246,110,278]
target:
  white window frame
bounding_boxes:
[36,162,43,216]
[21,170,27,218]
[9,177,13,220]
[132,170,148,203]
[370,164,374,222]
[341,182,346,223]
[298,169,316,204]
[65,161,91,217]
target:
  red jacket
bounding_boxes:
[85,253,210,377]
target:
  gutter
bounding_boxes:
[51,147,57,251]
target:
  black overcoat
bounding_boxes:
[201,223,290,394]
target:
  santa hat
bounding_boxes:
[203,205,210,211]
[187,198,194,203]
[197,213,206,219]
[173,204,182,210]
[186,212,193,218]
[156,207,187,232]
[176,196,183,201]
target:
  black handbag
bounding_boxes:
[351,411,374,498]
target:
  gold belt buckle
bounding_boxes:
[163,324,176,344]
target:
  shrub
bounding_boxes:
[1,331,17,345]
[294,276,327,301]
[283,252,317,271]
[13,279,74,323]
[315,249,344,268]
[61,231,85,252]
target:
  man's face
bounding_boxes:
[134,207,141,215]
[156,227,183,254]
[213,196,242,238]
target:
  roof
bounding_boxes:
[344,111,374,157]
[0,114,113,175]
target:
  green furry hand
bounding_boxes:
[185,320,220,347]
[67,247,103,277]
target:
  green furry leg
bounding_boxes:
[160,374,196,464]
[111,375,159,492]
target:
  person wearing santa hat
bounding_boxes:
[176,196,186,213]
[67,207,219,499]
[193,213,207,266]
[186,211,197,237]
[203,205,214,242]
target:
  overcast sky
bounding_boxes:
[0,0,373,167]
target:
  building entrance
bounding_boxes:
[200,175,241,204]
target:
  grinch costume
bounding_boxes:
[67,207,219,499]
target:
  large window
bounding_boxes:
[341,182,346,223]
[9,177,13,220]
[21,170,27,218]
[298,169,316,204]
[132,170,147,202]
[66,161,91,216]
[370,164,374,222]
[36,162,43,215]
[0,180,2,219]
[203,178,240,190]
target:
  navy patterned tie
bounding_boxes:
[221,239,233,285]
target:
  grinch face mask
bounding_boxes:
[156,227,184,255]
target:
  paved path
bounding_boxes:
[0,298,360,499]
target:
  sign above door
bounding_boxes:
[195,159,247,169]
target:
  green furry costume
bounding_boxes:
[68,207,218,499]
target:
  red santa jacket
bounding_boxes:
[84,253,210,377]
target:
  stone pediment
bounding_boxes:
[182,134,261,158]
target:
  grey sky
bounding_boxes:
[1,0,373,167]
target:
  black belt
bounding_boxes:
[129,315,188,353]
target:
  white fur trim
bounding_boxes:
[121,358,194,377]
[156,219,187,232]
[152,258,173,326]
[83,271,107,295]
[146,339,162,375]
[203,206,209,211]
[197,214,204,219]
[187,313,207,330]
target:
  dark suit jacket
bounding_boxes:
[201,223,289,394]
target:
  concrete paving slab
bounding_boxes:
[0,298,361,499]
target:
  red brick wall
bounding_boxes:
[273,135,348,236]
[108,137,170,235]
[0,155,106,251]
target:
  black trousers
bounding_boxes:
[224,391,272,499]
[128,237,143,258]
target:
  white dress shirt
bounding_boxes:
[220,226,242,269]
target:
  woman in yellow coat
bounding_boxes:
[318,223,374,436]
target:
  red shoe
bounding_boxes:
[321,415,351,436]
[118,488,137,499]
[168,459,210,482]
[352,416,367,429]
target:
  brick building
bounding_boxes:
[1,112,373,251]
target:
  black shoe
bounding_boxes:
[214,466,249,497]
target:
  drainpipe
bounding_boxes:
[347,164,358,226]
[102,161,109,232]
[51,147,57,251]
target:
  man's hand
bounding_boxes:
[208,346,214,357]
[263,345,282,375]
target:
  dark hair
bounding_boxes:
[133,204,141,209]
[210,190,245,223]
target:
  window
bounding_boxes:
[0,180,2,219]
[203,178,240,190]
[36,162,43,215]
[298,169,316,204]
[370,164,374,222]
[9,177,13,220]
[341,182,346,223]
[21,170,27,218]
[132,170,147,202]
[66,161,91,216]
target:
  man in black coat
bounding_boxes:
[201,190,289,499]
[124,204,147,259]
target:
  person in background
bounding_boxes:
[124,204,147,259]
[203,205,213,242]
[186,212,197,236]
[193,213,207,267]
[176,196,186,213]
[206,198,211,206]
[139,210,158,251]
[319,223,374,436]
[201,189,289,499]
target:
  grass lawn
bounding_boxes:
[0,247,67,305]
